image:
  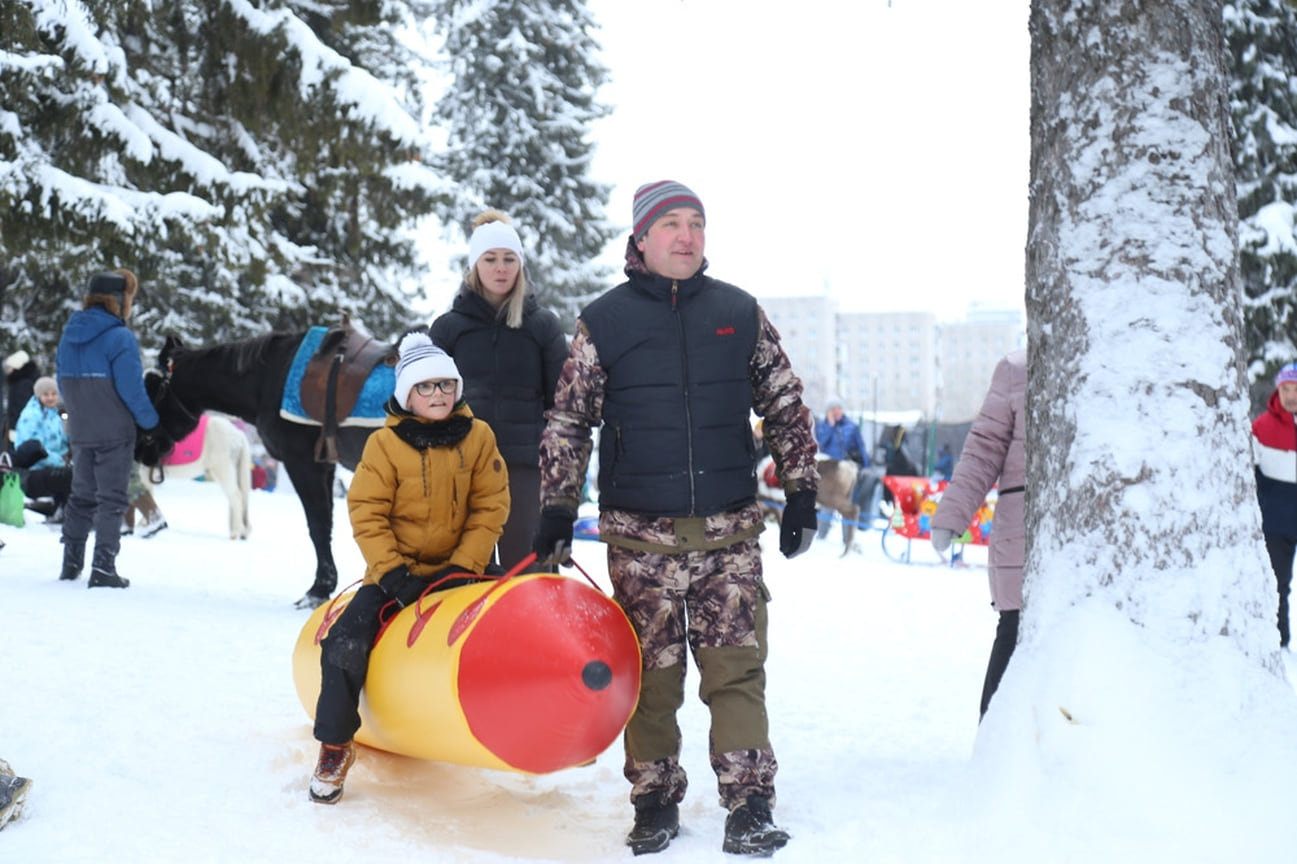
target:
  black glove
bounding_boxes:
[135,426,168,467]
[430,564,483,590]
[378,564,425,608]
[780,490,818,559]
[12,439,48,470]
[533,506,576,566]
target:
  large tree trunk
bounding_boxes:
[963,1,1297,858]
[1025,0,1264,642]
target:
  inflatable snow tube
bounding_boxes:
[292,572,641,774]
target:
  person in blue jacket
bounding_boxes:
[814,397,866,464]
[55,270,159,588]
[14,377,69,470]
[933,443,955,481]
[814,398,869,538]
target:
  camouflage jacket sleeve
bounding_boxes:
[750,306,818,494]
[538,319,603,511]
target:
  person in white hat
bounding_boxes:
[430,209,567,571]
[307,327,509,806]
[3,348,39,446]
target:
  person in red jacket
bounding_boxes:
[1251,362,1297,648]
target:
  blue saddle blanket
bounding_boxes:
[279,326,392,427]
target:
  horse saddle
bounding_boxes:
[297,316,397,463]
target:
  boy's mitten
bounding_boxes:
[378,564,424,608]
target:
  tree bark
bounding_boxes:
[1024,0,1274,659]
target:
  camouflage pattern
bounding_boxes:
[711,748,779,810]
[598,506,764,554]
[610,538,766,666]
[536,280,814,812]
[611,537,779,808]
[537,320,602,512]
[749,309,819,496]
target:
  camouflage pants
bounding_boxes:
[609,537,779,810]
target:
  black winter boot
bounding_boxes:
[626,795,679,856]
[59,538,85,581]
[88,565,130,589]
[88,548,129,589]
[722,795,789,856]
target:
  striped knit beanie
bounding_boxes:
[632,180,704,240]
[394,330,462,409]
[1276,362,1297,389]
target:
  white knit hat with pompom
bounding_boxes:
[394,331,461,409]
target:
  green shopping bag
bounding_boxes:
[0,453,24,528]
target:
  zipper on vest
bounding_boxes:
[671,280,697,515]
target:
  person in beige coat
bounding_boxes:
[930,348,1026,719]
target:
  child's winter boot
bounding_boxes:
[309,741,355,804]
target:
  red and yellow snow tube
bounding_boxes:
[292,571,641,774]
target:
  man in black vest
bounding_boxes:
[534,181,819,857]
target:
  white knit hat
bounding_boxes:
[394,331,462,409]
[467,220,524,272]
[4,349,29,371]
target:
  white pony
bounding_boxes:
[141,413,252,539]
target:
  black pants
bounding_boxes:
[498,463,541,572]
[314,584,390,745]
[21,466,71,505]
[980,609,1019,719]
[1265,534,1295,647]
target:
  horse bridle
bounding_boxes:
[145,357,176,485]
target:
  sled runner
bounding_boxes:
[879,475,995,565]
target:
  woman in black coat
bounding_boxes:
[430,210,568,569]
[4,349,39,452]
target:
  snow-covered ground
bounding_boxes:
[0,475,1289,862]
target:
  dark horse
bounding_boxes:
[147,332,378,609]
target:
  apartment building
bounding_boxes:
[837,310,939,417]
[758,296,1023,422]
[938,306,1026,422]
[757,295,839,413]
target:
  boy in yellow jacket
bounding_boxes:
[309,328,510,804]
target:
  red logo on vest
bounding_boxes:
[716,326,735,336]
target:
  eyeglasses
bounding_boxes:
[412,379,457,396]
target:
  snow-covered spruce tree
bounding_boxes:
[1225,0,1297,409]
[964,2,1297,858]
[429,0,616,328]
[0,0,447,360]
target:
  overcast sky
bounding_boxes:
[585,0,1031,321]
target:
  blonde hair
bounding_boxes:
[465,209,527,328]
